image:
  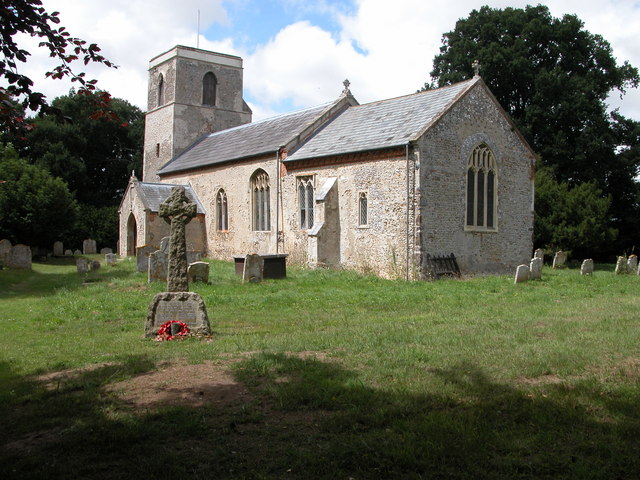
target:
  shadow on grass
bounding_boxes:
[1,353,639,479]
[0,257,142,299]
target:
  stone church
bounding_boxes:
[118,45,535,279]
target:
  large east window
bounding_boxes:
[298,177,314,229]
[466,144,497,230]
[251,169,271,231]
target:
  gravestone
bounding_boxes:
[136,245,157,273]
[105,253,117,266]
[6,244,32,269]
[148,248,169,282]
[188,261,209,283]
[0,239,11,265]
[552,251,567,269]
[514,264,530,284]
[100,247,113,254]
[580,259,594,275]
[615,256,627,274]
[243,253,264,283]
[76,258,90,273]
[90,260,101,271]
[534,248,544,261]
[627,255,638,272]
[529,257,543,280]
[53,241,64,256]
[64,249,73,256]
[146,186,210,337]
[73,249,82,255]
[83,239,97,255]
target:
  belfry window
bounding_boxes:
[203,72,217,106]
[251,169,271,231]
[466,144,497,230]
[298,177,314,230]
[157,73,165,107]
[216,189,228,231]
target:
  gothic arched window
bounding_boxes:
[203,72,217,106]
[251,169,271,231]
[216,189,228,231]
[466,144,497,230]
[298,177,314,229]
[157,73,165,107]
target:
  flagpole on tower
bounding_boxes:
[197,10,200,48]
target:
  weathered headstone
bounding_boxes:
[100,247,113,254]
[64,249,73,256]
[188,261,209,283]
[529,257,543,280]
[148,249,169,282]
[76,258,90,273]
[146,186,210,337]
[552,251,567,269]
[0,239,11,265]
[534,248,544,261]
[90,260,101,271]
[615,256,627,274]
[580,259,594,275]
[136,245,157,273]
[53,241,64,256]
[627,255,638,272]
[105,253,117,266]
[73,249,82,256]
[83,239,97,255]
[243,253,264,283]
[514,264,530,284]
[6,244,32,269]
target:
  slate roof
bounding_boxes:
[137,182,206,214]
[158,102,335,175]
[286,79,477,162]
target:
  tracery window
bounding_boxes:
[466,144,497,230]
[251,169,271,231]
[157,73,165,107]
[203,72,217,106]
[358,191,368,227]
[216,189,228,231]
[298,177,314,229]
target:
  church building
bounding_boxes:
[118,45,536,279]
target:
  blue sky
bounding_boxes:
[20,1,640,121]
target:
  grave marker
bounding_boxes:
[580,259,594,275]
[514,264,530,284]
[83,239,97,255]
[243,253,264,283]
[53,241,64,256]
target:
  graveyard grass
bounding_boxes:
[1,258,639,479]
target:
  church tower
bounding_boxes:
[142,45,252,182]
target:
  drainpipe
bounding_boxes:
[405,143,410,281]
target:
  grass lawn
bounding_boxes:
[1,257,639,479]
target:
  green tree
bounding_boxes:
[534,167,616,259]
[0,143,77,247]
[427,5,640,255]
[1,0,115,135]
[15,90,144,207]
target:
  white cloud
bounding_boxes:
[11,0,640,121]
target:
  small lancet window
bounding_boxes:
[251,169,271,231]
[203,72,217,106]
[466,144,497,230]
[216,189,228,231]
[298,177,314,229]
[358,191,368,226]
[157,73,165,107]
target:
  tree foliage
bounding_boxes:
[0,143,77,247]
[427,5,640,255]
[12,90,144,207]
[0,0,116,134]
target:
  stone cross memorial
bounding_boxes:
[145,186,210,337]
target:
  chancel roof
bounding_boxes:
[137,182,206,214]
[286,79,477,162]
[158,102,337,175]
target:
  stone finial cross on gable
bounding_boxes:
[472,60,481,77]
[159,186,197,292]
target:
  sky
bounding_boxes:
[14,0,640,121]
